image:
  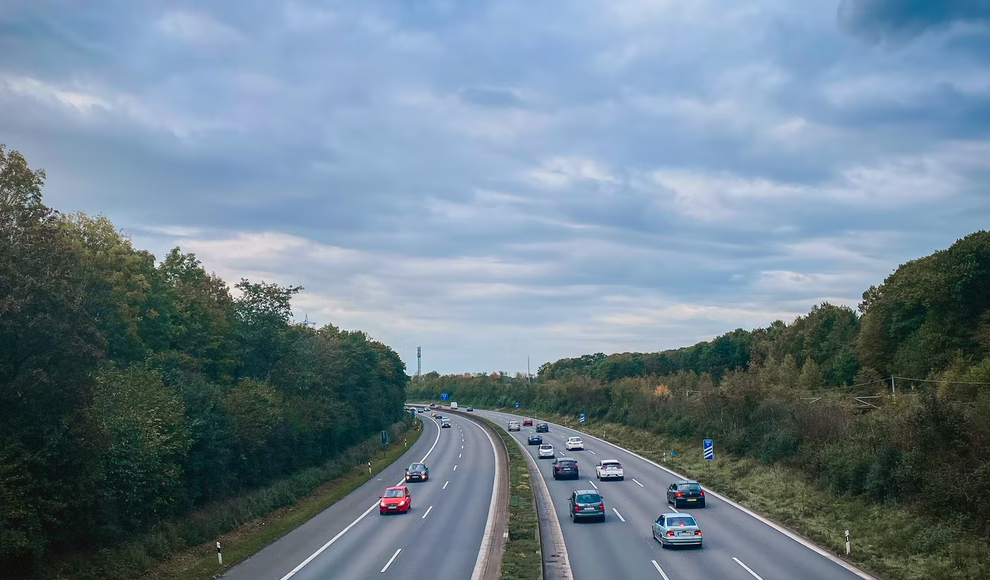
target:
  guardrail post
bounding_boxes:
[845,529,850,555]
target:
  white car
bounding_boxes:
[538,444,555,458]
[565,436,584,451]
[508,421,521,432]
[595,459,624,480]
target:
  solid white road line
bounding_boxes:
[453,464,458,471]
[380,548,402,573]
[278,418,442,580]
[468,416,502,580]
[733,557,766,580]
[589,480,598,489]
[612,508,626,522]
[632,478,645,487]
[421,505,434,520]
[443,480,449,489]
[652,560,671,580]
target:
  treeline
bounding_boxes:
[0,145,408,576]
[408,231,990,534]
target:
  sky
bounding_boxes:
[2,0,989,375]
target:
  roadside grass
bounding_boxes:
[96,419,425,580]
[476,416,541,580]
[509,411,990,580]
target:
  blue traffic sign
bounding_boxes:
[578,413,585,424]
[703,439,714,460]
[440,393,448,401]
[515,401,519,408]
[381,430,389,446]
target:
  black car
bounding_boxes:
[667,480,705,508]
[528,434,543,445]
[535,423,549,433]
[569,489,606,522]
[552,457,579,480]
[404,462,429,482]
[466,407,473,412]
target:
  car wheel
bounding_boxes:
[619,476,624,481]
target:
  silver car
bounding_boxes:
[538,444,555,459]
[652,513,703,548]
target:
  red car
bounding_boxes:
[522,419,533,426]
[379,485,411,514]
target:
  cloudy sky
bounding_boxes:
[2,0,989,374]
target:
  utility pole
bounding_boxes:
[527,355,531,383]
[416,346,421,382]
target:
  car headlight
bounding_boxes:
[380,501,386,507]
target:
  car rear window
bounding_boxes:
[603,462,621,468]
[678,483,702,492]
[576,494,601,503]
[558,460,575,467]
[666,516,696,527]
[541,445,552,449]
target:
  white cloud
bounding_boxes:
[523,156,620,190]
[157,10,243,46]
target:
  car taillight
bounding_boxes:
[598,503,604,511]
[573,504,580,512]
[674,492,682,497]
[698,491,704,497]
[666,531,674,537]
[694,530,702,536]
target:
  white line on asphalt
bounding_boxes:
[612,508,626,522]
[459,453,462,458]
[559,452,565,456]
[278,418,442,580]
[652,560,671,580]
[632,478,645,487]
[443,480,449,489]
[733,557,765,580]
[462,445,464,449]
[589,480,598,489]
[669,505,678,513]
[453,464,458,471]
[588,450,596,454]
[468,414,502,580]
[421,505,434,520]
[380,548,402,573]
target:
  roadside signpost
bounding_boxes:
[381,429,389,458]
[703,439,714,460]
[515,401,519,408]
[579,413,585,424]
[440,393,449,401]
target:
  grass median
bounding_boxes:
[475,416,541,580]
[136,418,424,580]
[520,411,989,580]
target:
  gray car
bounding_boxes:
[652,513,703,548]
[568,489,605,522]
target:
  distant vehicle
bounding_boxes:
[653,513,703,547]
[553,457,579,480]
[508,420,521,431]
[379,486,411,514]
[528,434,543,445]
[595,459,624,480]
[538,444,555,458]
[522,418,533,426]
[466,407,473,412]
[418,409,424,413]
[569,489,606,522]
[405,462,429,482]
[441,418,451,428]
[565,437,585,451]
[431,411,437,417]
[450,402,458,409]
[429,403,437,408]
[535,423,549,433]
[667,480,705,508]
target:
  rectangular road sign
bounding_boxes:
[440,393,448,401]
[515,401,519,408]
[381,430,389,446]
[703,439,714,460]
[579,413,585,424]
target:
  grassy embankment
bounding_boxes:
[473,416,541,580]
[500,411,989,580]
[127,418,424,580]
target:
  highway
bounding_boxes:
[221,411,497,580]
[477,409,872,580]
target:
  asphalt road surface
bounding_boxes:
[479,409,871,580]
[221,412,497,580]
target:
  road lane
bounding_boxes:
[221,411,496,580]
[480,409,872,580]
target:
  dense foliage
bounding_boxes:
[0,145,408,576]
[409,231,990,534]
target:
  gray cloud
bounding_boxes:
[839,0,990,42]
[2,0,990,372]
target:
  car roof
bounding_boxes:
[600,459,621,463]
[569,436,582,439]
[557,456,576,461]
[385,485,408,491]
[675,479,700,484]
[660,512,694,519]
[573,489,600,495]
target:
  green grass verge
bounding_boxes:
[474,416,541,580]
[140,419,424,580]
[521,412,990,580]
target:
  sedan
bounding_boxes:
[667,480,706,508]
[466,407,473,412]
[405,463,429,482]
[522,419,533,426]
[535,423,549,433]
[538,444,555,459]
[565,437,585,451]
[379,486,411,514]
[528,434,543,445]
[652,513,703,547]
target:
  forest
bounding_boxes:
[409,230,990,535]
[0,145,409,576]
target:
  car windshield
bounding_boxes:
[576,494,601,503]
[383,489,403,498]
[679,483,702,492]
[666,516,696,527]
[409,464,424,470]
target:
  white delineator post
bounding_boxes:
[368,461,372,474]
[845,530,851,555]
[217,541,223,565]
